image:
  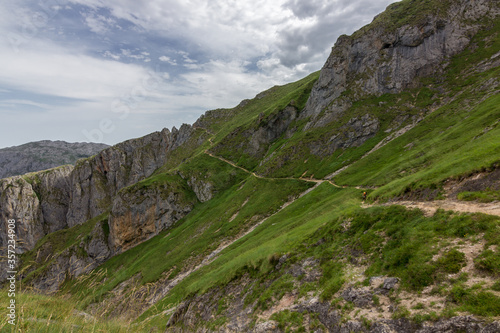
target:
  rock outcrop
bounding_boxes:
[0,165,73,257]
[310,114,380,157]
[109,178,197,254]
[163,273,499,333]
[212,105,298,161]
[0,176,44,257]
[29,217,111,293]
[303,0,499,120]
[67,125,195,227]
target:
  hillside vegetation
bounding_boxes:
[1,0,499,332]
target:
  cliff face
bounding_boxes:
[67,125,195,227]
[0,140,109,179]
[0,124,200,286]
[109,176,197,254]
[0,177,44,256]
[0,165,74,256]
[303,0,498,120]
[29,216,111,293]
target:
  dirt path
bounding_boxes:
[380,200,500,217]
[205,150,334,185]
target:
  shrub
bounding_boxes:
[437,249,466,273]
[474,250,500,275]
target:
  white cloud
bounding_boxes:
[67,0,398,70]
[0,99,50,109]
[83,12,116,34]
[159,55,177,65]
[0,39,150,101]
[104,50,121,60]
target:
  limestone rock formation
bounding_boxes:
[304,0,499,119]
[67,126,195,227]
[0,124,200,286]
[109,181,196,254]
[0,165,74,257]
[0,176,44,256]
[212,105,298,160]
[29,218,111,293]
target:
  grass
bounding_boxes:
[210,72,320,142]
[351,0,452,40]
[270,310,305,332]
[0,292,147,333]
[255,86,431,179]
[474,249,500,275]
[458,189,500,203]
[437,249,467,274]
[43,173,497,331]
[210,72,320,171]
[334,17,500,198]
[301,205,499,292]
[449,284,500,316]
[139,184,359,323]
[336,90,500,200]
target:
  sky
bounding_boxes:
[0,0,398,149]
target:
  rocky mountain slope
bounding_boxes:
[0,140,109,179]
[0,0,499,332]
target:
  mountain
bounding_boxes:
[0,140,109,179]
[0,0,499,332]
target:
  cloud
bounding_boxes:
[66,0,398,71]
[0,99,51,110]
[83,11,116,34]
[159,56,177,65]
[104,50,121,60]
[0,40,150,101]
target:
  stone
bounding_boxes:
[254,321,279,333]
[342,287,374,308]
[382,277,399,291]
[108,183,196,254]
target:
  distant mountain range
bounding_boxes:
[0,140,109,179]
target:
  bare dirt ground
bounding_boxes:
[380,200,500,217]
